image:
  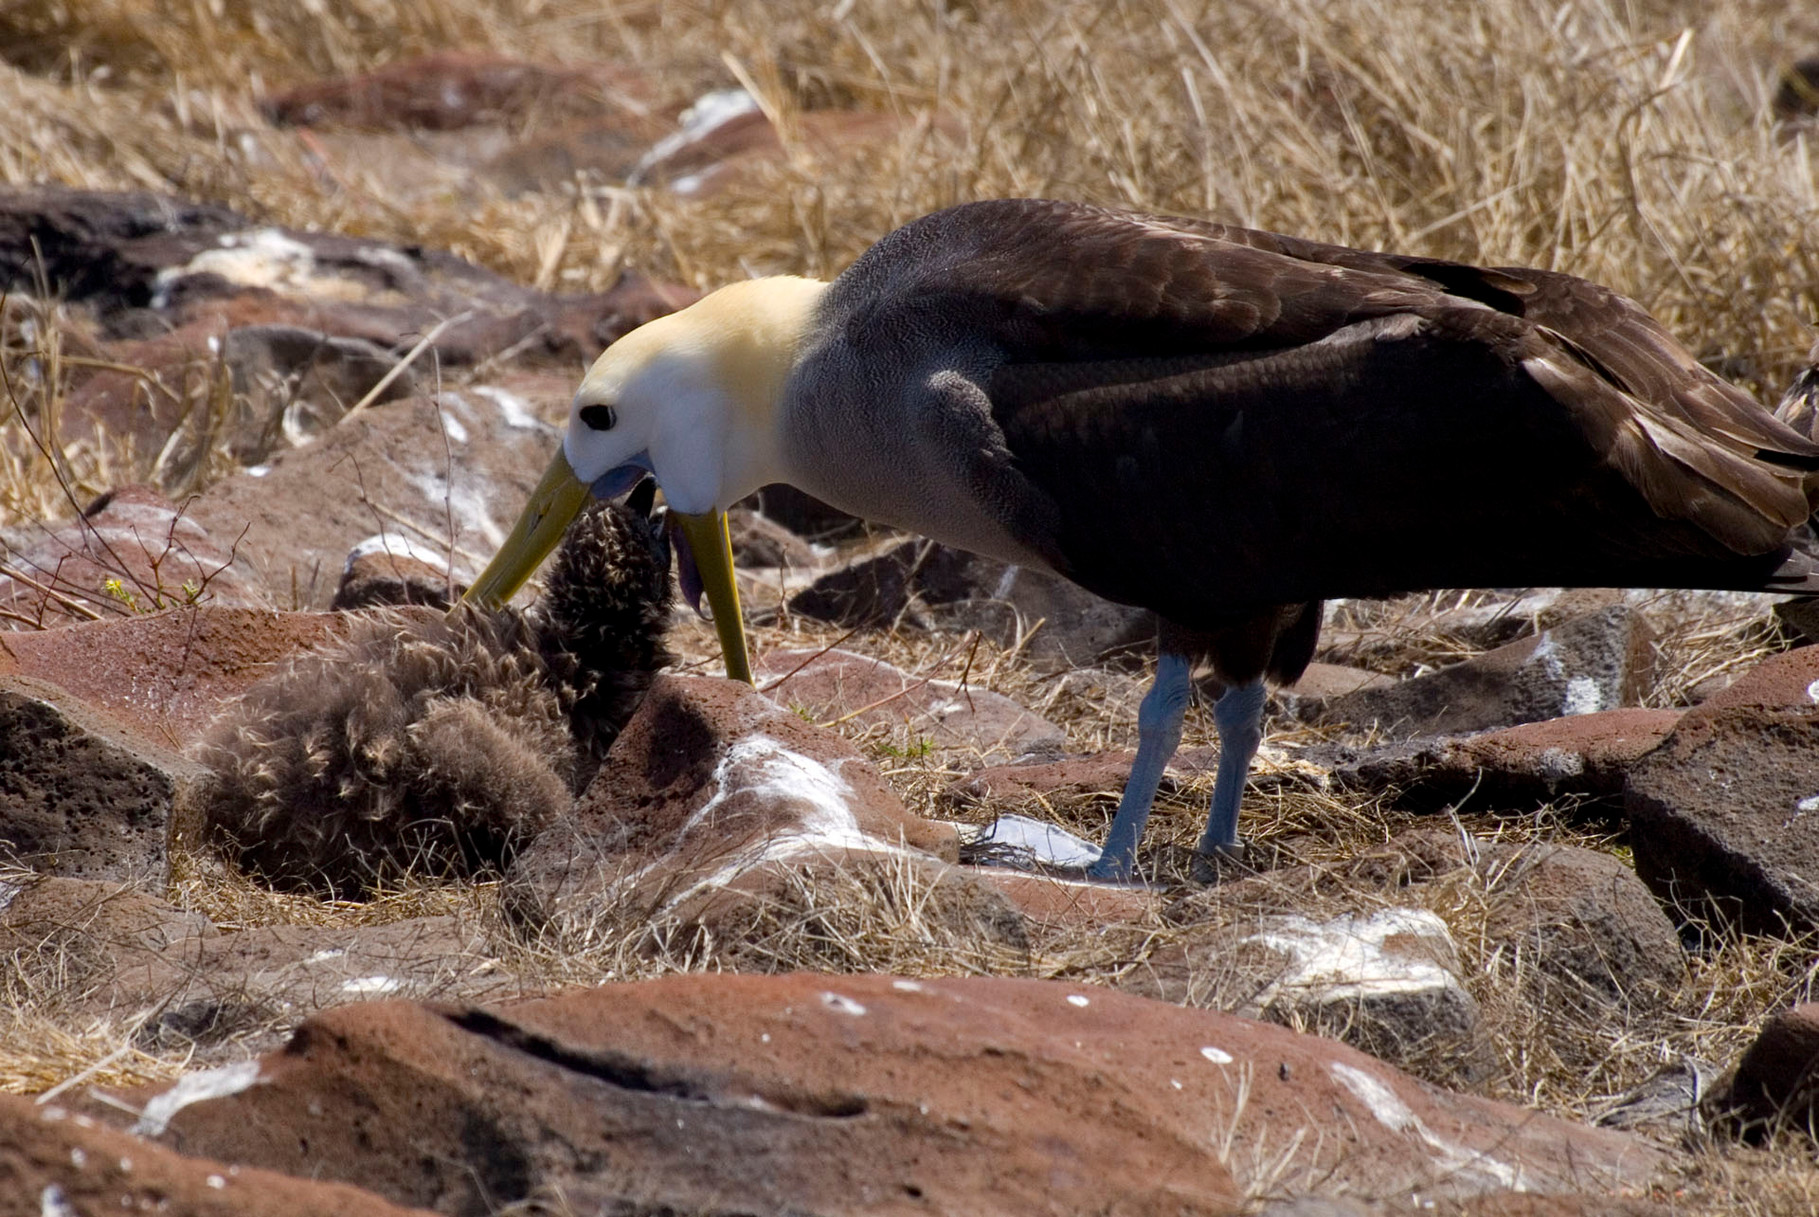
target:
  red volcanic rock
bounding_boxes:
[1328,707,1683,813]
[1627,646,1819,931]
[1322,607,1658,740]
[0,485,270,629]
[60,322,411,461]
[945,746,1223,813]
[0,607,338,745]
[128,973,1662,1214]
[0,1092,430,1215]
[638,104,964,197]
[0,675,207,883]
[182,391,559,610]
[0,187,696,383]
[503,674,965,933]
[974,869,1161,933]
[1709,1002,1819,1138]
[263,52,655,132]
[757,647,1064,761]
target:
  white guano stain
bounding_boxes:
[341,976,401,995]
[409,472,504,549]
[628,88,761,189]
[152,229,319,309]
[1796,795,1819,815]
[343,533,453,575]
[132,1060,263,1137]
[1066,994,1091,1008]
[1329,1062,1521,1190]
[822,992,867,1016]
[639,736,927,914]
[1563,675,1605,716]
[1243,909,1458,1006]
[1200,1046,1234,1065]
[1807,677,1819,704]
[472,384,552,432]
[892,979,924,993]
[40,1185,77,1217]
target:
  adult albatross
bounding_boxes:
[464,198,1819,881]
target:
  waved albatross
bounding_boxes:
[465,198,1819,882]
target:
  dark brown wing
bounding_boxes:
[826,199,1819,609]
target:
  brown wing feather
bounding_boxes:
[826,199,1819,574]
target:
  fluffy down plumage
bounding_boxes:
[196,494,672,896]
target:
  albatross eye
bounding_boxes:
[579,404,618,431]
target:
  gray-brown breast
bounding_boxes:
[817,199,1819,623]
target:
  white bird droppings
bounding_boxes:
[1563,676,1605,717]
[1797,795,1819,815]
[892,979,924,993]
[305,947,348,963]
[1806,678,1819,704]
[343,532,452,574]
[40,1185,77,1217]
[1200,1046,1234,1065]
[1170,1079,1183,1090]
[440,413,470,444]
[472,385,550,432]
[1066,994,1091,1008]
[1329,1062,1520,1189]
[341,976,401,995]
[133,1060,262,1137]
[67,1148,84,1169]
[822,992,867,1016]
[206,1174,227,1189]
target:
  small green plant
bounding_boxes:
[101,576,137,611]
[877,736,935,760]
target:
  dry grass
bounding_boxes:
[8,0,1819,521]
[3,0,1819,1209]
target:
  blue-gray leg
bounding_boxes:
[1087,652,1192,882]
[1198,677,1266,857]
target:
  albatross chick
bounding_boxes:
[199,486,671,896]
[465,198,1819,883]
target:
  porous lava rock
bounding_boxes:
[1322,607,1657,740]
[1625,646,1819,931]
[0,485,270,628]
[182,390,560,609]
[0,675,208,883]
[1326,708,1683,813]
[0,1092,432,1216]
[125,973,1662,1215]
[501,673,968,936]
[1123,904,1490,1088]
[757,646,1065,761]
[0,608,340,746]
[1706,1002,1819,1139]
[788,537,1156,672]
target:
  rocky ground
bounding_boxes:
[4,26,1819,1217]
[1,177,1818,1216]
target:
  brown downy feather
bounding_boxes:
[195,496,672,897]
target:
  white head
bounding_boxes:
[563,275,828,513]
[465,274,829,685]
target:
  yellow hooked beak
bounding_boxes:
[673,509,753,685]
[462,450,592,610]
[461,449,753,685]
